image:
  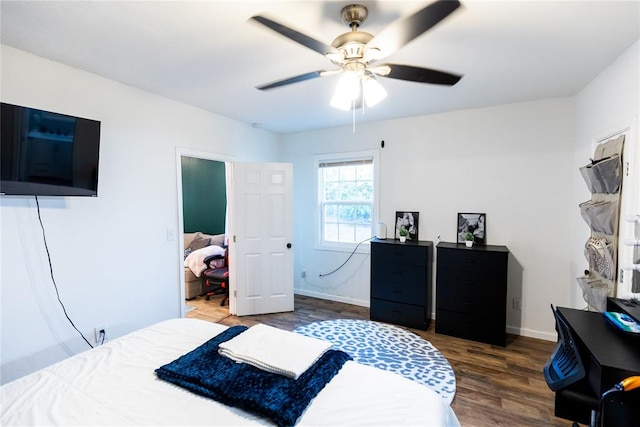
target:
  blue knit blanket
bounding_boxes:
[155,326,351,427]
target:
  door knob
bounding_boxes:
[287,243,292,249]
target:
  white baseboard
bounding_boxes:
[294,288,370,308]
[506,325,555,341]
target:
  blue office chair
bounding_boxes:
[544,304,587,391]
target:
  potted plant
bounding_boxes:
[398,226,409,242]
[464,232,474,247]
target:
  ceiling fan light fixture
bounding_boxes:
[362,76,387,107]
[330,71,362,110]
[331,71,387,110]
[330,94,354,111]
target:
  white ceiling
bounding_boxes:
[1,1,639,134]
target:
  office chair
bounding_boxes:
[201,250,229,306]
[544,304,586,391]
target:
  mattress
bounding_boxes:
[1,318,460,426]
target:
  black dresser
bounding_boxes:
[370,238,433,330]
[436,242,509,346]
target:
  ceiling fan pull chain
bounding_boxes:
[352,102,356,133]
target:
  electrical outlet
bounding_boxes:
[94,323,108,345]
[513,298,522,310]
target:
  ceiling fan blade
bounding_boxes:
[251,15,338,56]
[373,63,462,86]
[256,70,325,91]
[366,0,461,60]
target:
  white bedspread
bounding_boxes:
[1,318,460,426]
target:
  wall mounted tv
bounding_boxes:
[1,103,101,196]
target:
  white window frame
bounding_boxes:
[314,149,380,253]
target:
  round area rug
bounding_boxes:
[294,319,456,404]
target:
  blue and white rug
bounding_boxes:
[294,319,456,404]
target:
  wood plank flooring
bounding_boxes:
[186,294,571,427]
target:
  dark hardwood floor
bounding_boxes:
[186,294,571,426]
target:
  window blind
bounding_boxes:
[318,158,373,168]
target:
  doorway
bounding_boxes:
[176,150,295,318]
[176,148,233,318]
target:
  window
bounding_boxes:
[316,150,379,249]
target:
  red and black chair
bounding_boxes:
[201,248,229,306]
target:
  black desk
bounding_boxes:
[608,297,640,323]
[555,304,640,424]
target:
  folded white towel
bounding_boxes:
[218,324,332,379]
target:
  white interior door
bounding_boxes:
[229,162,294,316]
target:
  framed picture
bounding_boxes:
[457,213,486,245]
[395,211,419,240]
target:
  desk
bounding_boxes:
[554,303,640,424]
[608,297,640,323]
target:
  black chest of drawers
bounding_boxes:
[370,239,433,330]
[436,242,509,346]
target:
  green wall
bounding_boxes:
[181,156,226,235]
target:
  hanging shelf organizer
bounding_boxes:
[577,135,625,311]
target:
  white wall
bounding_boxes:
[572,39,640,306]
[281,98,576,340]
[3,36,637,383]
[282,38,640,341]
[0,46,280,383]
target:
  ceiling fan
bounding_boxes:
[251,0,463,109]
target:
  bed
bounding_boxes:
[1,318,460,426]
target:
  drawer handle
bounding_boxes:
[463,280,474,285]
[392,310,402,314]
[463,260,477,264]
[393,271,404,276]
[462,301,473,305]
[393,290,403,294]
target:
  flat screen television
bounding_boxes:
[1,102,101,196]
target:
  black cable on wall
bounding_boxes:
[35,196,94,349]
[319,237,373,278]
